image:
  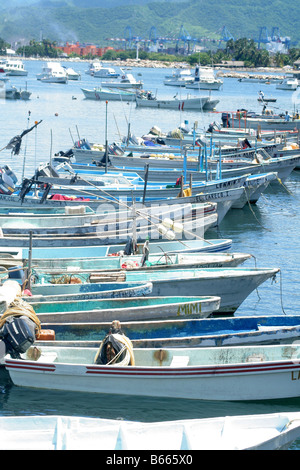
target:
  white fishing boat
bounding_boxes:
[37,62,68,83]
[81,87,136,101]
[222,110,300,132]
[276,77,298,90]
[186,65,223,90]
[164,68,194,86]
[5,342,300,401]
[136,91,210,110]
[0,412,299,450]
[64,67,81,80]
[101,71,143,89]
[3,59,28,76]
[86,62,119,78]
[1,81,31,100]
[85,61,114,76]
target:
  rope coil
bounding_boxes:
[0,298,41,335]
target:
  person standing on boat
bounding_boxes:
[259,90,264,101]
[284,111,290,121]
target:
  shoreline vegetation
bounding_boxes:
[1,36,299,76]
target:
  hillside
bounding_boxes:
[1,0,299,48]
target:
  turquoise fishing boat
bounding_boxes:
[25,281,153,302]
[29,296,220,322]
[0,238,233,261]
[29,267,279,314]
[28,252,251,274]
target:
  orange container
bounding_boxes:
[36,329,55,341]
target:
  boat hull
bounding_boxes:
[31,296,221,322]
[136,96,208,110]
[123,267,280,314]
[39,315,300,349]
[0,412,299,450]
[5,344,300,401]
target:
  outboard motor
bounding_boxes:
[0,315,36,359]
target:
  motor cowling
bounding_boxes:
[0,315,36,359]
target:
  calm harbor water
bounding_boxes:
[0,60,299,448]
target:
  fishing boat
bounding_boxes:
[0,238,233,261]
[0,211,218,247]
[34,171,250,200]
[1,81,31,100]
[6,342,300,401]
[85,62,119,78]
[1,412,300,450]
[231,172,277,208]
[136,92,212,110]
[222,110,300,131]
[81,87,136,101]
[94,267,279,314]
[1,412,299,450]
[0,201,197,236]
[25,281,153,302]
[38,315,300,349]
[101,71,143,89]
[29,295,220,322]
[31,266,279,314]
[164,68,194,86]
[64,67,81,80]
[28,251,251,272]
[92,67,119,79]
[185,65,223,90]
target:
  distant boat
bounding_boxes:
[164,68,194,86]
[64,67,81,80]
[136,91,216,110]
[81,87,136,101]
[186,65,223,90]
[0,80,31,100]
[2,59,28,76]
[37,62,68,83]
[101,71,143,89]
[276,77,298,90]
[86,62,119,78]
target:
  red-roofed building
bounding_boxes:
[56,42,114,57]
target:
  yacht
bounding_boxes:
[37,62,68,83]
[85,61,119,78]
[93,67,119,78]
[3,59,28,76]
[186,65,223,90]
[276,77,298,90]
